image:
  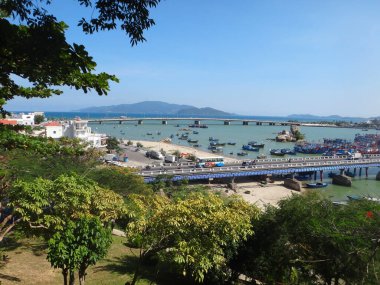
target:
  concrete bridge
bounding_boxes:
[88,117,300,126]
[138,155,380,183]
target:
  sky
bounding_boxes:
[6,0,380,117]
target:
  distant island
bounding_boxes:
[77,101,233,116]
[287,114,366,122]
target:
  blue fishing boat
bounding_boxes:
[248,141,265,148]
[306,182,328,188]
[242,145,259,151]
[270,149,285,156]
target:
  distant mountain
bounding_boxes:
[77,101,233,116]
[287,114,366,122]
[176,107,231,116]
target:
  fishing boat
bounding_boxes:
[179,134,189,140]
[270,149,285,156]
[193,144,201,148]
[209,137,218,141]
[306,182,328,188]
[242,145,259,151]
[227,142,236,145]
[237,152,248,156]
[193,131,199,134]
[210,141,226,147]
[347,195,380,202]
[209,146,223,153]
[248,141,265,148]
[257,154,267,159]
[146,132,153,135]
[281,148,296,155]
[187,139,199,143]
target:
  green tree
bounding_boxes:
[106,136,121,152]
[47,217,112,285]
[88,165,152,197]
[0,0,160,114]
[34,114,45,124]
[233,192,380,285]
[125,192,258,284]
[3,174,125,241]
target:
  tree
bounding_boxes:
[233,192,380,285]
[34,114,45,124]
[125,192,258,284]
[88,165,152,197]
[47,217,112,285]
[3,174,125,241]
[0,0,160,114]
[106,136,121,152]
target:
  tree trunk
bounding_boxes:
[62,268,68,285]
[131,258,142,285]
[69,269,75,285]
[79,264,87,285]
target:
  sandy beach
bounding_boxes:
[126,139,238,163]
[211,181,299,209]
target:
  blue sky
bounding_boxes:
[7,0,380,117]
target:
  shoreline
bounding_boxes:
[125,139,238,163]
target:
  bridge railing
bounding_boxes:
[141,158,380,176]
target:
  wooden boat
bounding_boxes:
[242,145,259,151]
[270,149,285,156]
[193,131,199,134]
[237,152,248,156]
[306,182,328,188]
[248,141,265,148]
[227,142,236,145]
[187,139,199,143]
[257,154,267,159]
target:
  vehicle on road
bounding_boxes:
[196,156,224,168]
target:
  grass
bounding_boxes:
[0,235,191,285]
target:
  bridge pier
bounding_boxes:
[256,122,262,125]
[194,120,201,125]
[353,168,357,176]
[162,120,168,125]
[320,170,323,182]
[224,121,230,125]
[359,168,362,177]
[138,120,143,125]
[376,171,380,181]
[340,169,344,175]
[99,121,102,124]
[366,167,368,178]
[314,171,317,181]
[269,122,275,126]
[243,121,249,125]
[119,121,122,124]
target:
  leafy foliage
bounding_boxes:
[0,0,160,113]
[88,166,152,197]
[125,191,258,284]
[233,192,380,284]
[7,174,125,237]
[47,217,112,285]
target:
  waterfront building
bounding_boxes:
[44,121,63,139]
[43,118,107,148]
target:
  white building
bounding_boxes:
[44,121,63,139]
[62,119,107,148]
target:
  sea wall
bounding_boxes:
[332,175,352,187]
[284,178,302,192]
[376,171,380,181]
